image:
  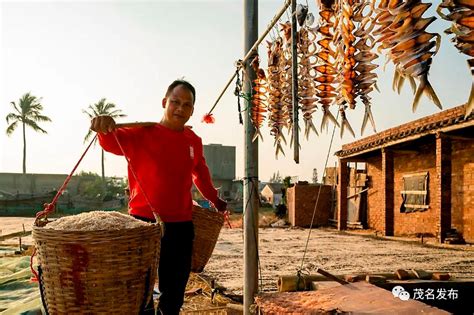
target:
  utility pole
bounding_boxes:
[291,0,299,163]
[243,0,258,313]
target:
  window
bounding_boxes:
[400,172,429,213]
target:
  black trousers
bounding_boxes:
[132,216,194,315]
[158,221,194,315]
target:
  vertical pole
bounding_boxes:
[291,0,299,163]
[436,133,452,243]
[337,158,348,230]
[381,148,394,236]
[243,0,259,313]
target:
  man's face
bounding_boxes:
[162,84,194,129]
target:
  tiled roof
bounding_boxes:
[336,105,474,158]
[264,183,284,193]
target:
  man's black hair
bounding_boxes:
[166,79,196,104]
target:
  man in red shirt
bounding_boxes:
[90,79,227,315]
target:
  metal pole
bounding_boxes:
[243,0,258,313]
[291,0,299,163]
[208,0,291,115]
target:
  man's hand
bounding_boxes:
[214,198,227,212]
[90,115,116,134]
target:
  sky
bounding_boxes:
[0,0,471,183]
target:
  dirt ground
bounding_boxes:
[203,225,474,295]
[2,216,473,298]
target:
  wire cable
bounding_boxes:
[298,111,340,273]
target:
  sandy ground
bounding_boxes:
[2,217,473,297]
[0,217,35,246]
[203,226,474,295]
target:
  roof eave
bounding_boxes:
[336,119,474,159]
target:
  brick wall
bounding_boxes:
[451,140,474,243]
[366,155,384,231]
[365,145,438,237]
[287,184,332,227]
[392,143,438,237]
[364,139,474,243]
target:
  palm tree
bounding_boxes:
[6,92,51,174]
[83,98,126,183]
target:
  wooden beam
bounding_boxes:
[0,230,31,242]
[444,134,474,141]
[347,188,369,199]
[392,149,419,155]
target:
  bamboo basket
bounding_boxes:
[191,206,224,273]
[32,222,161,314]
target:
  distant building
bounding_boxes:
[192,144,236,205]
[261,183,284,208]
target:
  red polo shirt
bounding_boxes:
[98,124,218,222]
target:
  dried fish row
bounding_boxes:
[438,0,474,117]
[353,0,379,134]
[250,55,269,142]
[334,0,358,137]
[298,25,320,139]
[280,22,295,133]
[314,0,339,133]
[373,0,442,112]
[267,38,288,157]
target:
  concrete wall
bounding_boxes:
[287,184,332,227]
[0,173,81,196]
[203,144,235,180]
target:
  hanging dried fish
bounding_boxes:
[353,0,379,134]
[314,0,339,132]
[334,0,357,137]
[438,0,474,117]
[279,22,295,133]
[298,25,319,139]
[267,38,288,157]
[373,0,442,112]
[250,55,269,142]
[296,4,309,27]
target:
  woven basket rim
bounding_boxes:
[33,223,160,235]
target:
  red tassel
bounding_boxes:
[202,113,215,124]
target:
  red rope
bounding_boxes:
[34,135,98,224]
[31,134,98,281]
[223,211,232,229]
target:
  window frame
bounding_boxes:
[400,171,429,213]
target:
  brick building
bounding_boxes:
[335,105,474,243]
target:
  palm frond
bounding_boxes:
[9,101,22,115]
[23,118,48,134]
[30,114,52,122]
[6,121,18,136]
[6,113,21,124]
